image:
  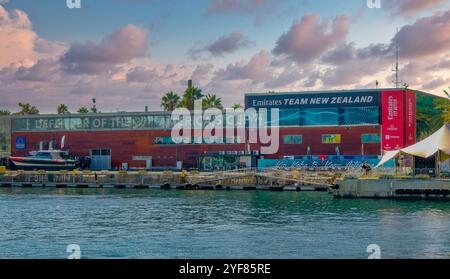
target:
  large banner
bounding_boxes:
[381,90,405,151]
[245,91,379,109]
[405,90,416,146]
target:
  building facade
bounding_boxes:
[0,88,447,170]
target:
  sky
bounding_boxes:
[0,0,449,113]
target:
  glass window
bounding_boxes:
[361,134,381,143]
[284,135,303,144]
[35,152,52,159]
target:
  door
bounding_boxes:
[90,149,111,170]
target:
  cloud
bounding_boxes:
[0,5,36,68]
[392,9,450,59]
[422,77,450,90]
[14,59,60,82]
[60,25,149,75]
[206,31,251,56]
[188,31,251,59]
[213,50,273,83]
[190,64,214,86]
[384,0,448,17]
[272,14,350,64]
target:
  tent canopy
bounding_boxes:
[376,124,450,168]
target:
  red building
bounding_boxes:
[1,88,445,170]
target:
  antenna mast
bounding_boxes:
[392,28,402,88]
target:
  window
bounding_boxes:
[322,134,341,144]
[361,134,381,143]
[35,152,52,159]
[284,135,303,144]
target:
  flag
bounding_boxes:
[61,135,66,149]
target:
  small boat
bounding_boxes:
[9,150,78,170]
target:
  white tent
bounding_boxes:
[376,124,450,168]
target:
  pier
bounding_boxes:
[333,178,450,200]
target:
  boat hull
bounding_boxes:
[9,157,77,171]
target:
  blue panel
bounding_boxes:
[302,108,339,126]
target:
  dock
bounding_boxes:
[0,169,332,192]
[333,178,450,200]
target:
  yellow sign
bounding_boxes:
[0,166,6,174]
[322,134,341,144]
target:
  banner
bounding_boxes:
[245,91,379,109]
[405,91,416,146]
[381,90,404,151]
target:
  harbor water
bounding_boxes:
[0,188,449,259]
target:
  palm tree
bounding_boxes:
[444,87,450,99]
[14,102,39,115]
[57,104,70,114]
[179,86,203,110]
[232,104,243,109]
[161,91,181,111]
[77,107,89,114]
[0,110,11,116]
[202,94,223,109]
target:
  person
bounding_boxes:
[362,162,372,175]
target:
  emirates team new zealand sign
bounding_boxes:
[245,91,379,109]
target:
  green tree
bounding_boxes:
[202,94,223,109]
[57,104,70,114]
[161,91,181,111]
[77,107,89,114]
[0,110,11,116]
[14,102,39,115]
[179,86,203,110]
[232,103,243,109]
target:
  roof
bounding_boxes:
[244,88,442,98]
[376,123,450,167]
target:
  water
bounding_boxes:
[1,188,450,259]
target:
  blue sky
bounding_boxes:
[0,0,449,112]
[2,0,407,64]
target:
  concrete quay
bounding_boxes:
[333,178,450,200]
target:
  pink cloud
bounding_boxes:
[393,9,450,59]
[0,5,36,68]
[272,14,350,64]
[384,0,448,17]
[214,50,273,83]
[60,25,149,75]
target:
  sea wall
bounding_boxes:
[334,178,450,200]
